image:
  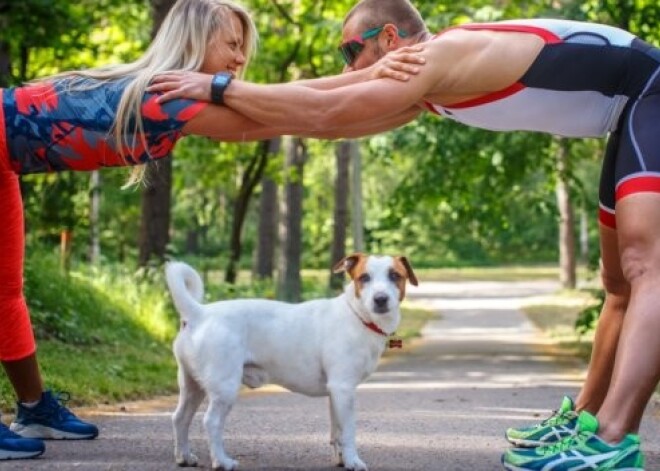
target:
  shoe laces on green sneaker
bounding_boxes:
[505,396,578,447]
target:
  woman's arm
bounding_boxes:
[148,46,426,103]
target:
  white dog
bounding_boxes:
[165,253,418,471]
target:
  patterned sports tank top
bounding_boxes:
[1,76,206,174]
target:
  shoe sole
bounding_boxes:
[10,423,97,440]
[502,454,645,471]
[0,449,44,460]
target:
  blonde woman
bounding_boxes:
[0,0,426,460]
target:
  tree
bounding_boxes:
[330,141,350,291]
[225,141,271,283]
[555,139,576,289]
[278,137,307,302]
[255,139,281,280]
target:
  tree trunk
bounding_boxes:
[255,138,281,280]
[139,160,172,266]
[556,139,576,289]
[138,0,177,267]
[225,141,270,283]
[0,40,10,87]
[278,137,307,302]
[330,141,350,291]
[579,203,589,265]
[350,141,364,253]
[89,171,101,264]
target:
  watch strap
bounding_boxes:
[211,72,233,105]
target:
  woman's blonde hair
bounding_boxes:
[47,0,258,185]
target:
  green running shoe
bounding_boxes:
[502,411,645,470]
[505,396,578,447]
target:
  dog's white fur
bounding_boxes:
[166,254,417,471]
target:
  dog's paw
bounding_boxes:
[343,456,368,471]
[176,452,199,467]
[212,457,239,470]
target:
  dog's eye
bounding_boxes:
[389,271,402,282]
[358,273,371,283]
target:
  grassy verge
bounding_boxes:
[1,254,433,411]
[520,289,599,362]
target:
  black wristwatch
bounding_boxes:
[211,72,233,105]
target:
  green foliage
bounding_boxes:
[575,289,605,336]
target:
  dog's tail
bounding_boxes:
[165,261,205,324]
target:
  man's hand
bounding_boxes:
[370,45,427,81]
[147,71,215,104]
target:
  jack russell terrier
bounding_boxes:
[165,253,418,471]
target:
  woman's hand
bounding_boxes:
[147,71,215,103]
[370,45,427,81]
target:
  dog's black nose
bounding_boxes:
[374,294,389,308]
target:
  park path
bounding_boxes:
[3,279,659,470]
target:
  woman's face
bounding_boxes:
[201,12,246,75]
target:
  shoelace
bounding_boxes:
[541,408,576,426]
[540,429,591,456]
[38,391,76,421]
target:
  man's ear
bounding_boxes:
[383,23,402,47]
[332,253,365,277]
[397,256,418,286]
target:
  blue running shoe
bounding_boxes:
[10,390,99,440]
[0,419,44,460]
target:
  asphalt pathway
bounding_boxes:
[3,279,659,470]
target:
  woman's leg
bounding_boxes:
[0,168,43,403]
[575,224,629,415]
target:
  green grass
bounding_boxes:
[0,252,180,411]
[520,289,599,362]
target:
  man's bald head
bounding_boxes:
[344,0,426,37]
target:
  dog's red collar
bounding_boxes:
[361,321,388,337]
[362,320,403,348]
[347,302,403,348]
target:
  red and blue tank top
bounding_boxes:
[1,77,206,175]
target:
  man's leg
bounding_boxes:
[574,224,629,415]
[595,193,660,442]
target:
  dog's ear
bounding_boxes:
[397,256,419,286]
[332,253,365,277]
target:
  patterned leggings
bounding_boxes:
[0,105,35,361]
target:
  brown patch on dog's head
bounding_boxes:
[392,256,418,300]
[332,253,369,298]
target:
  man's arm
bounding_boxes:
[223,70,435,135]
[183,101,423,142]
[182,105,289,141]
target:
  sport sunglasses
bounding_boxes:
[338,26,409,66]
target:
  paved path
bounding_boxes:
[4,280,659,470]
